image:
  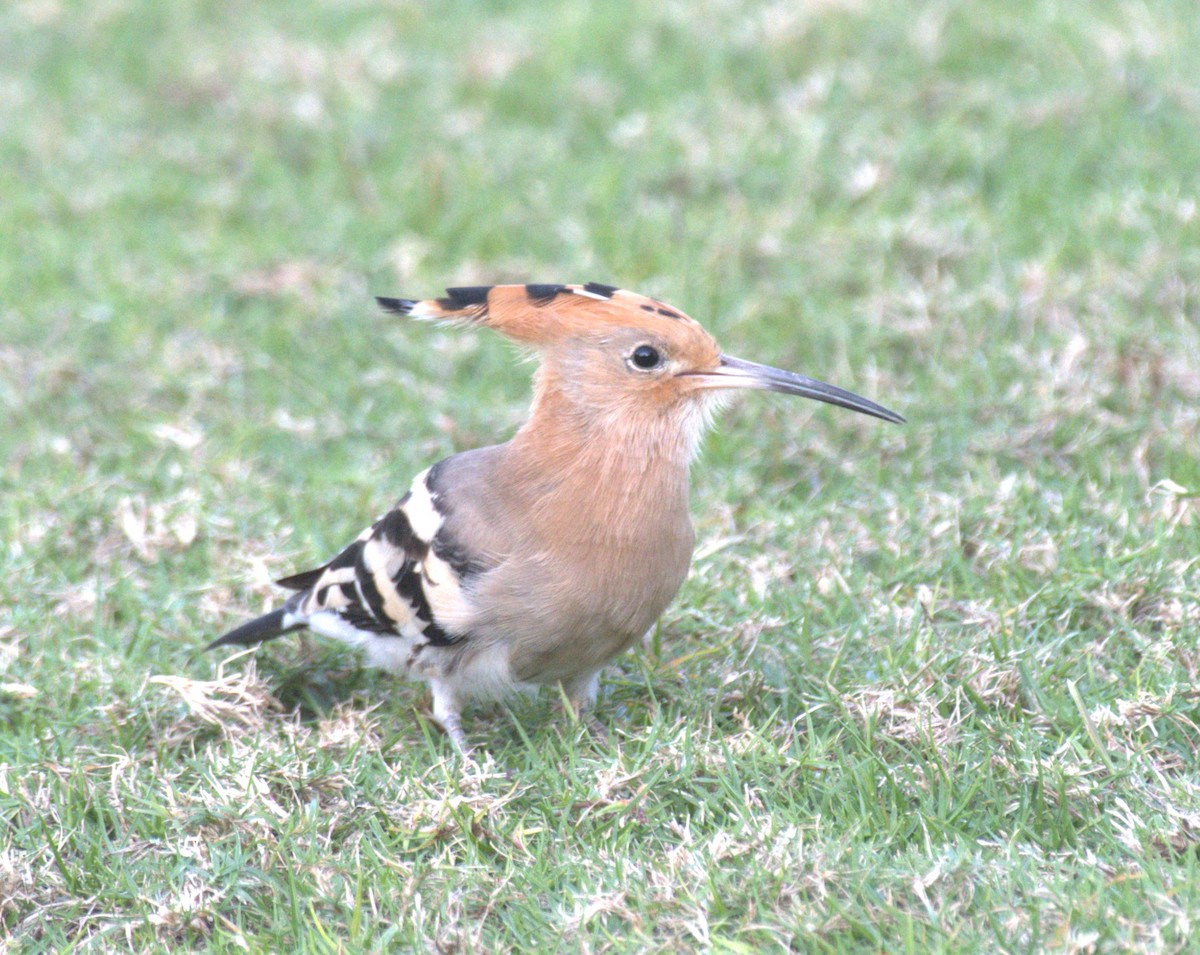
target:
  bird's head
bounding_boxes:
[379,283,903,444]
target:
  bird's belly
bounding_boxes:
[306,611,435,675]
[497,547,692,685]
[310,612,537,702]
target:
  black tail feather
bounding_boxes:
[206,608,303,651]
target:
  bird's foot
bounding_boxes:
[430,680,473,756]
[440,714,474,756]
[582,713,610,742]
[560,672,608,743]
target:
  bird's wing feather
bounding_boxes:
[276,566,330,591]
[283,467,483,647]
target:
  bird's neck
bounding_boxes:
[502,382,702,537]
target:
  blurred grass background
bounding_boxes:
[2,0,1198,950]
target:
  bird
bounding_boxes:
[207,282,903,751]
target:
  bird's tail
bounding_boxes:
[206,606,304,651]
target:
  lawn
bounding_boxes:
[2,0,1198,950]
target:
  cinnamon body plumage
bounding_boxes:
[208,283,903,749]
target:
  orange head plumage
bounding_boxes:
[378,283,904,438]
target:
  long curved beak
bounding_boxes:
[684,354,905,424]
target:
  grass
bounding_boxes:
[2,0,1198,950]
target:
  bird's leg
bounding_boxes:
[430,680,472,755]
[562,670,607,740]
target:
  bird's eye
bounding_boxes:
[630,345,662,370]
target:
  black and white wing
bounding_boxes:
[207,467,475,658]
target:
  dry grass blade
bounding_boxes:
[150,656,281,732]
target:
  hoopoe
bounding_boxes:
[208,282,903,750]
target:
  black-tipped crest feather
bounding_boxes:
[377,296,416,314]
[442,286,492,307]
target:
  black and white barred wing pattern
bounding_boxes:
[208,468,474,657]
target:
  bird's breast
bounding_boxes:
[488,511,695,684]
[439,432,698,685]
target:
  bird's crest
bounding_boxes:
[377,283,698,344]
